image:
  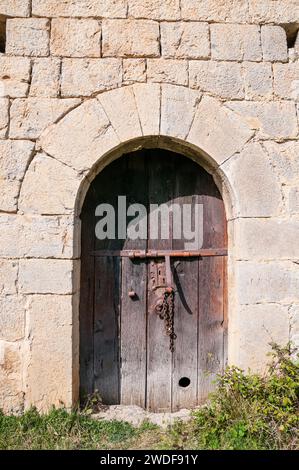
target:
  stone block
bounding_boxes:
[0,0,30,17]
[238,304,290,372]
[19,259,75,294]
[273,63,299,100]
[129,0,180,20]
[243,62,273,100]
[221,142,282,217]
[102,20,160,58]
[6,18,50,57]
[0,296,25,342]
[0,140,35,212]
[9,98,80,139]
[98,87,142,141]
[147,59,188,86]
[0,97,9,138]
[188,96,254,164]
[210,24,262,61]
[61,58,122,97]
[235,218,299,260]
[161,85,201,139]
[226,101,298,140]
[0,341,24,413]
[39,99,120,172]
[25,295,74,410]
[189,61,244,99]
[0,260,18,295]
[123,59,146,83]
[0,56,31,98]
[181,0,248,22]
[261,25,288,62]
[19,153,83,215]
[30,58,61,98]
[51,19,101,58]
[249,0,299,24]
[161,22,210,59]
[133,83,160,135]
[263,141,299,184]
[236,261,299,304]
[32,0,127,18]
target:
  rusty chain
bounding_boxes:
[155,289,177,352]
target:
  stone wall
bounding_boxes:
[0,0,298,413]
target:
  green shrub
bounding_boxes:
[168,343,299,450]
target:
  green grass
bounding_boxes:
[0,344,298,450]
[0,408,163,450]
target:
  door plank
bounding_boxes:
[171,156,199,411]
[79,199,95,400]
[146,150,174,412]
[120,152,148,407]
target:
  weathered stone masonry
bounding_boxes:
[0,0,299,413]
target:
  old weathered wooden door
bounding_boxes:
[80,149,227,412]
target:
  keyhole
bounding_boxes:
[179,377,190,388]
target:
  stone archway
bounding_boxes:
[18,84,286,411]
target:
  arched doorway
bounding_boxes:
[79,148,227,412]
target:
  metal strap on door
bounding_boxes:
[91,249,228,352]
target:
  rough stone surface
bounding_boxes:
[25,295,73,410]
[51,19,101,58]
[61,59,122,97]
[261,26,288,62]
[226,101,298,140]
[181,0,249,22]
[0,213,78,259]
[93,405,192,428]
[123,59,146,83]
[147,59,188,86]
[98,87,142,141]
[32,0,127,18]
[0,140,34,212]
[0,98,9,138]
[249,0,299,24]
[39,99,120,171]
[243,62,273,100]
[273,63,299,101]
[6,19,50,57]
[236,261,299,304]
[238,304,290,372]
[0,0,30,17]
[189,61,244,99]
[0,296,25,342]
[0,57,31,98]
[220,143,282,217]
[19,153,83,216]
[161,85,200,139]
[30,58,61,98]
[102,20,160,58]
[9,98,81,139]
[0,342,23,413]
[161,22,210,59]
[0,260,18,295]
[188,96,254,164]
[263,141,299,184]
[288,187,299,215]
[129,0,180,20]
[19,259,75,294]
[133,83,160,135]
[235,218,299,260]
[210,24,262,61]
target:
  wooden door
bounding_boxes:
[80,149,227,412]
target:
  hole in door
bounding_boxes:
[179,377,191,388]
